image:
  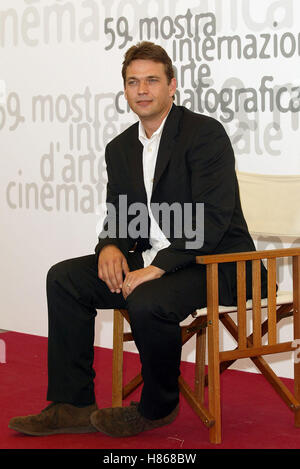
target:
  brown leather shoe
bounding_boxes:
[8,402,98,436]
[90,401,179,437]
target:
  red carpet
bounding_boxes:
[1,331,300,450]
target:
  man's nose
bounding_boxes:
[138,80,148,94]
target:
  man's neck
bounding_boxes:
[140,102,173,139]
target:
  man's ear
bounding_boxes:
[169,77,177,98]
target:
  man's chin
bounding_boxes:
[133,107,154,119]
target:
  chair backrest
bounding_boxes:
[236,171,300,238]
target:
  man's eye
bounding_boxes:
[128,80,137,86]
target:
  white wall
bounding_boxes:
[1,0,300,377]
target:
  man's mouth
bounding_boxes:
[136,100,152,106]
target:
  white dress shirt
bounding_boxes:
[138,115,171,268]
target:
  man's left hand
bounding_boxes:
[122,265,165,299]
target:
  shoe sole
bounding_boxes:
[8,423,97,436]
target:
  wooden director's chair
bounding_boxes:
[112,171,300,444]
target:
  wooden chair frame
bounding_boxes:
[195,247,300,443]
[112,247,300,444]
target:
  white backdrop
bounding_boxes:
[1,0,300,377]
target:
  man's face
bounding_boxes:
[124,59,176,121]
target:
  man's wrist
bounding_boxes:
[148,265,165,277]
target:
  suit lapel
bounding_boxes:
[125,105,182,201]
[152,104,182,196]
[125,124,147,202]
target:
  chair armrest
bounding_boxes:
[196,248,300,265]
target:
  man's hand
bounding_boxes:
[122,265,165,299]
[98,245,129,293]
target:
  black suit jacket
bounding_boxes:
[95,104,267,304]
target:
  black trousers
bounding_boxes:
[46,252,209,420]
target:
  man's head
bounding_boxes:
[122,42,176,127]
[122,41,175,85]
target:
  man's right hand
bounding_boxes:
[98,245,130,294]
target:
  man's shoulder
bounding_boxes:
[178,105,225,133]
[106,121,138,151]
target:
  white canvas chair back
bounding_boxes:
[193,171,300,317]
[237,171,300,238]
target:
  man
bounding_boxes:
[9,42,266,437]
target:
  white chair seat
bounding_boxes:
[192,290,293,318]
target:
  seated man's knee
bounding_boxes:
[47,259,72,290]
[126,284,164,327]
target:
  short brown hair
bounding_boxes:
[122,41,174,84]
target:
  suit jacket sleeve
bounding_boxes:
[94,143,135,259]
[151,119,236,273]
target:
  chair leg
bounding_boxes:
[195,327,206,403]
[294,362,300,427]
[293,256,300,426]
[207,319,221,444]
[207,263,222,444]
[179,320,215,429]
[112,309,124,407]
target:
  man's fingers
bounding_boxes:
[105,258,126,293]
[112,257,130,293]
[107,260,122,292]
[122,271,138,299]
[98,259,119,292]
[122,276,132,299]
[122,257,130,276]
[114,260,125,292]
[99,263,115,292]
[98,246,130,294]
